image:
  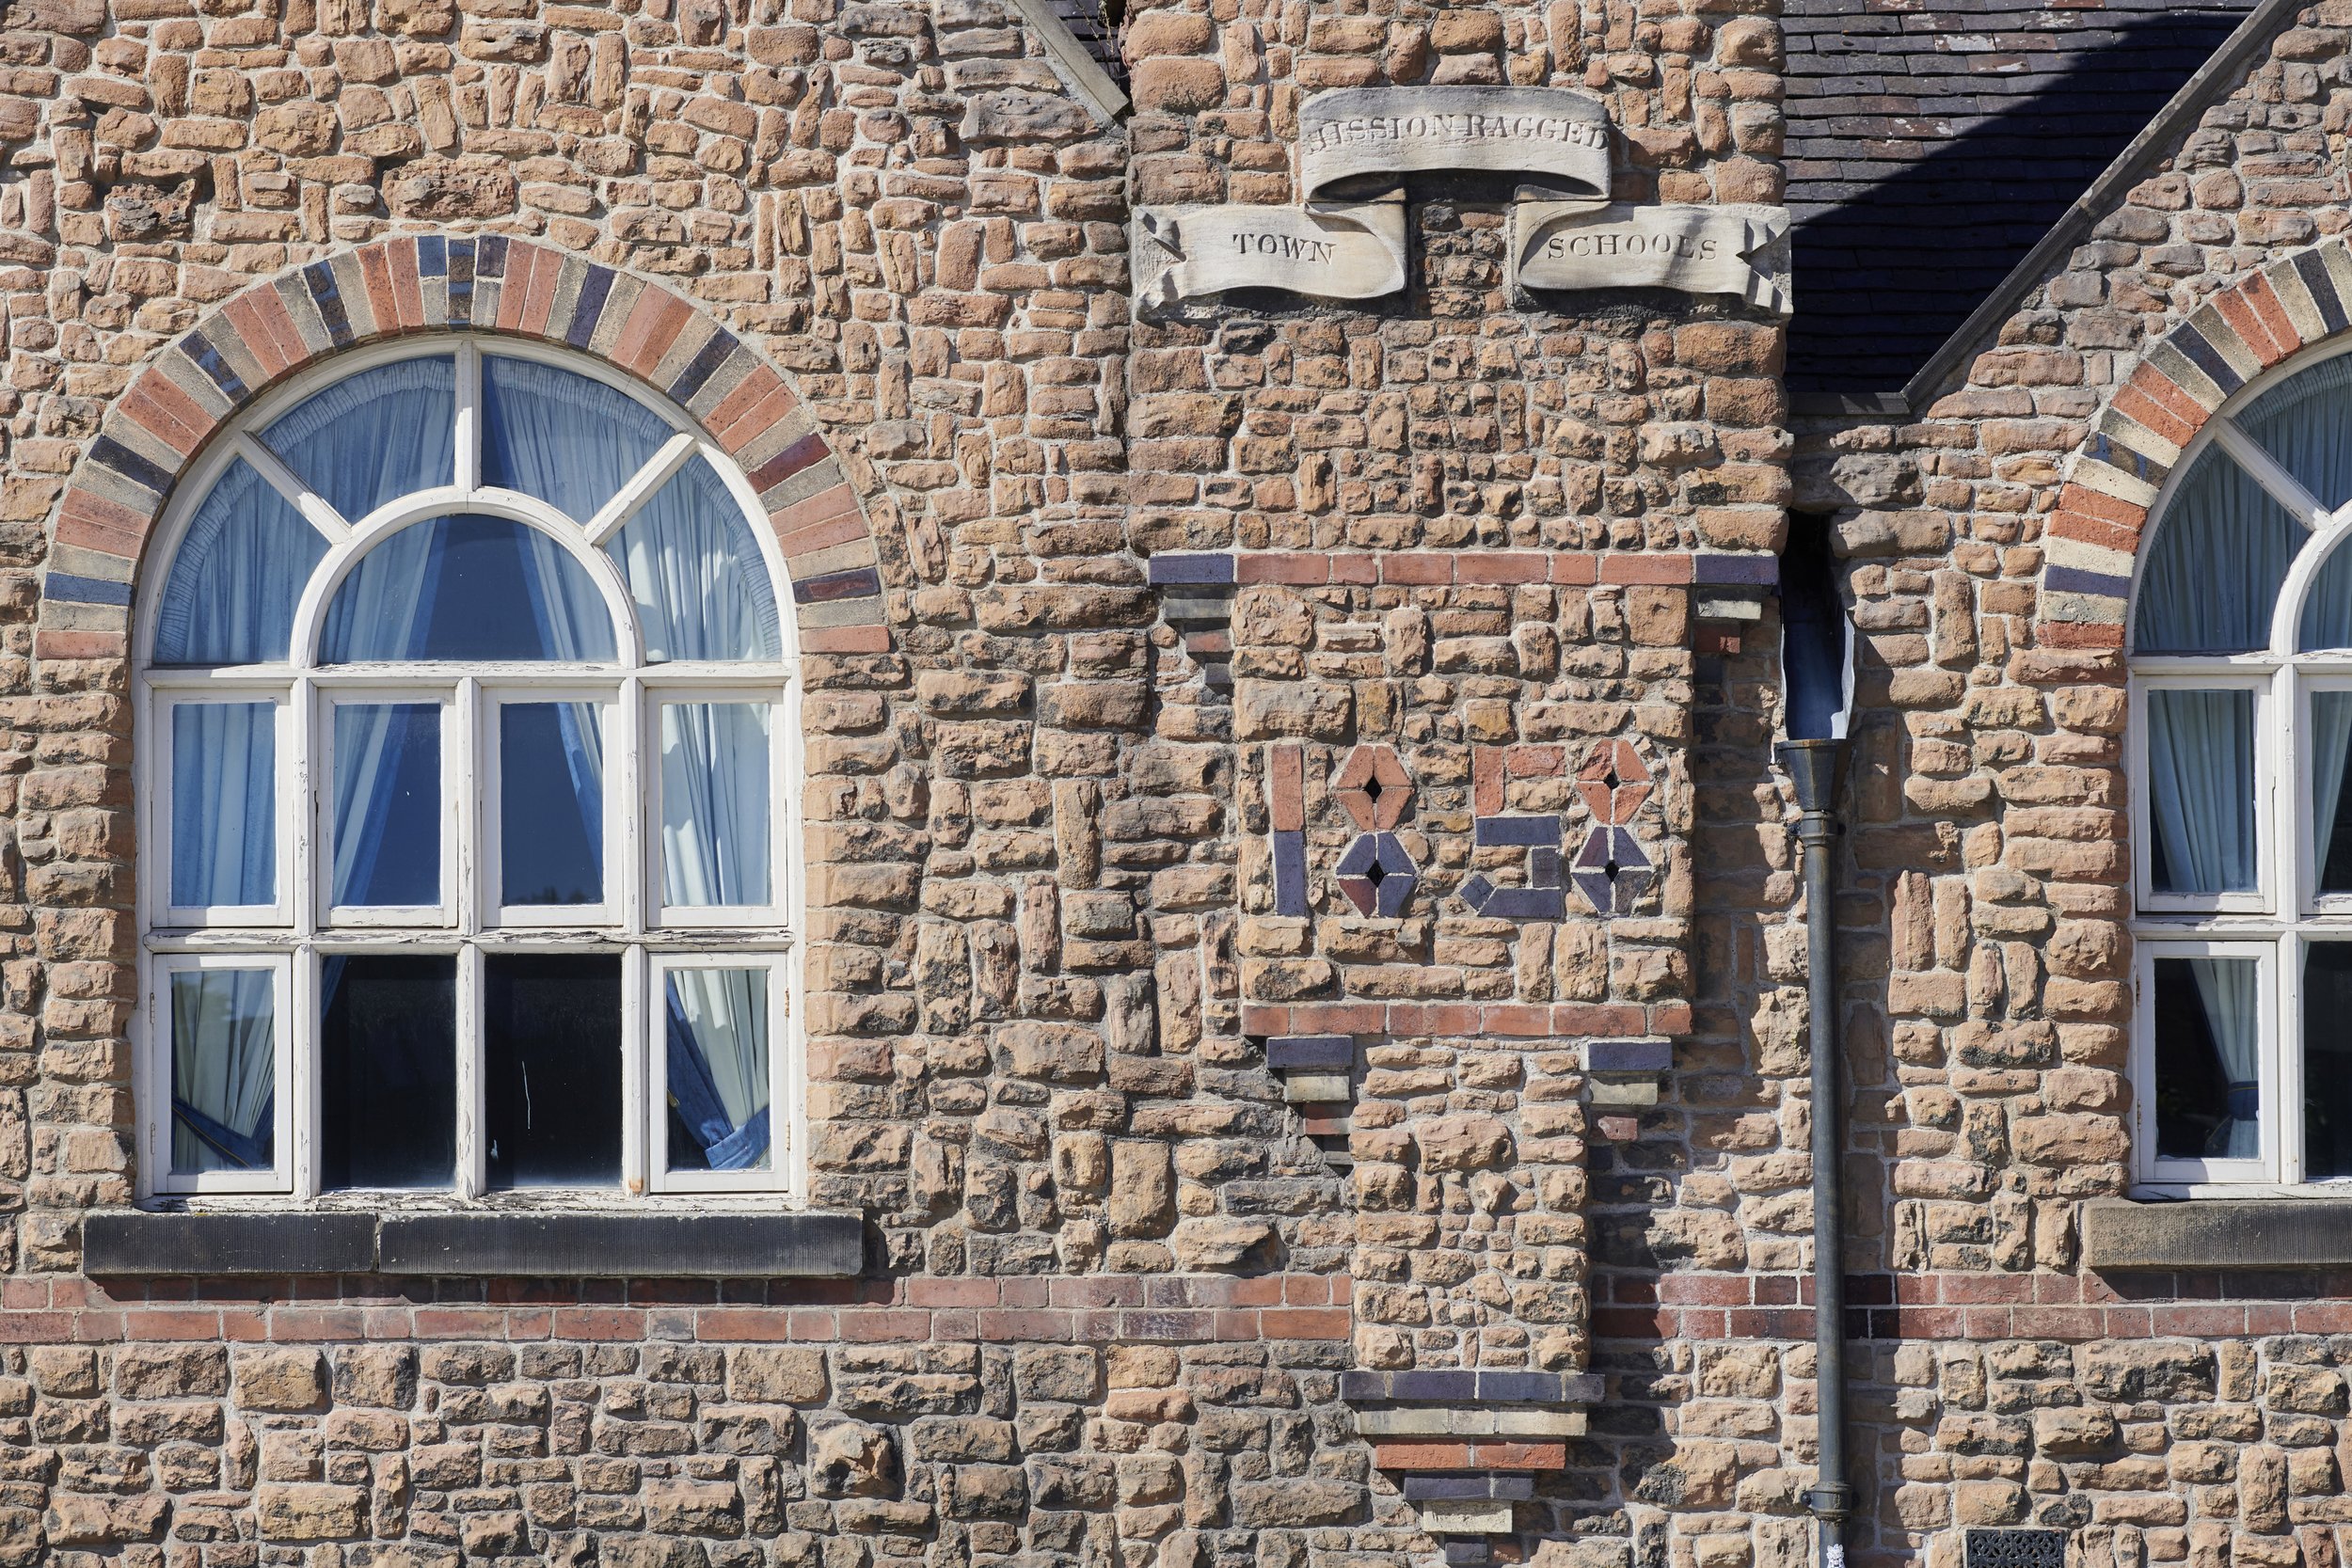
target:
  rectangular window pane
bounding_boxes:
[332,703,440,907]
[485,954,622,1189]
[169,969,275,1175]
[2318,693,2352,893]
[660,703,770,907]
[2309,944,2352,1180]
[501,703,603,906]
[2152,954,2261,1162]
[321,955,454,1189]
[665,968,771,1172]
[172,703,275,908]
[2146,689,2256,895]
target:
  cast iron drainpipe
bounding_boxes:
[1777,737,1854,1568]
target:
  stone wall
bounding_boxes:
[16,0,2352,1566]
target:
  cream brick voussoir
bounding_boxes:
[1514,201,1793,316]
[1297,87,1613,200]
[1136,196,1407,309]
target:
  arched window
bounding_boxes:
[139,341,802,1202]
[2131,349,2352,1190]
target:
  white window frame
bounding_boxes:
[134,337,806,1207]
[155,690,295,929]
[2127,340,2352,1193]
[144,951,296,1196]
[2127,672,2274,916]
[480,685,627,929]
[648,950,796,1195]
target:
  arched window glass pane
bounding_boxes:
[2240,355,2352,512]
[320,515,618,663]
[262,356,456,525]
[154,458,327,665]
[2134,446,2302,653]
[608,457,782,661]
[2302,533,2352,650]
[480,355,672,523]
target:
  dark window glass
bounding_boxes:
[2308,944,2352,1180]
[485,954,622,1189]
[501,704,603,907]
[319,515,617,663]
[321,955,455,1189]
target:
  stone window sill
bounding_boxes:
[2083,1196,2352,1270]
[83,1210,864,1277]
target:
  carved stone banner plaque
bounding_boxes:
[1298,87,1611,200]
[1514,201,1791,314]
[1137,197,1406,310]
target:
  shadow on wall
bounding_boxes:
[1787,7,2251,397]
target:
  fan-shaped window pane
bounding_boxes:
[2135,446,2304,654]
[320,515,618,663]
[481,355,672,523]
[2303,535,2352,651]
[609,457,782,662]
[154,459,328,665]
[2241,356,2352,513]
[262,356,456,525]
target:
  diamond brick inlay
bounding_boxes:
[1336,832,1416,916]
[1335,744,1413,831]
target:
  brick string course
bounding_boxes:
[7,0,2352,1566]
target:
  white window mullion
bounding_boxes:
[624,942,647,1196]
[293,946,320,1201]
[2278,928,2305,1186]
[2216,417,2331,531]
[453,341,482,496]
[456,941,485,1198]
[237,434,352,543]
[456,677,481,939]
[588,433,698,546]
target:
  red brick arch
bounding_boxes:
[2042,236,2352,648]
[37,236,887,664]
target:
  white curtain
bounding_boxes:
[2304,542,2352,651]
[170,969,275,1172]
[660,702,770,907]
[322,518,445,909]
[2317,692,2352,891]
[2147,689,2256,895]
[171,703,273,908]
[2136,448,2302,654]
[2241,355,2352,513]
[153,459,328,665]
[664,968,770,1170]
[610,457,781,662]
[481,355,669,522]
[261,356,455,526]
[2188,957,2262,1160]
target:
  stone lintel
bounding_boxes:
[2082,1197,2352,1269]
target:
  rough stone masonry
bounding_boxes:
[16,0,2352,1566]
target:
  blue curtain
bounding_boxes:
[610,457,781,662]
[2147,689,2256,895]
[261,356,455,526]
[153,459,327,665]
[2240,356,2352,513]
[2136,447,2303,654]
[661,703,771,907]
[665,968,770,1170]
[481,355,671,523]
[171,703,274,908]
[170,969,275,1172]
